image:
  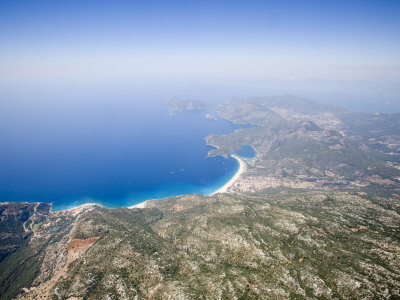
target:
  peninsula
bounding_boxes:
[1,95,400,299]
[166,97,208,112]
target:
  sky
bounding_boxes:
[0,0,400,108]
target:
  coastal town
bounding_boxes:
[1,96,400,299]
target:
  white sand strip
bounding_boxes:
[129,200,149,209]
[54,203,101,215]
[211,154,246,195]
[56,155,247,211]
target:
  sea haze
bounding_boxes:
[0,95,246,210]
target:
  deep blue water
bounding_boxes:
[0,98,246,210]
[234,145,257,159]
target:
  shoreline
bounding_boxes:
[52,203,101,215]
[36,156,247,212]
[210,154,246,195]
[128,201,149,209]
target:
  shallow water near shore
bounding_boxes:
[234,145,257,159]
[0,97,246,211]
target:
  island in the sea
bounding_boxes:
[166,97,208,112]
[1,95,399,299]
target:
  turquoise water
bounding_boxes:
[0,98,247,211]
[234,145,257,159]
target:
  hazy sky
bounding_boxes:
[1,0,399,106]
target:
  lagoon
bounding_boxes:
[234,145,257,159]
[0,98,246,210]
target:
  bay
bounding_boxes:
[0,97,245,210]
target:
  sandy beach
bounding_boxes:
[53,203,100,216]
[129,201,149,209]
[54,155,247,212]
[211,154,247,195]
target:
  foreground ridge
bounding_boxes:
[1,189,399,299]
[1,96,400,299]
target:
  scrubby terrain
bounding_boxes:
[1,96,400,299]
[1,190,398,299]
[206,96,400,193]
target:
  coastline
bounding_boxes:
[47,156,247,212]
[53,203,101,215]
[210,154,246,195]
[53,200,149,213]
[128,201,149,209]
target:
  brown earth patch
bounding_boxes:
[19,237,99,300]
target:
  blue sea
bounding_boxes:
[0,96,247,211]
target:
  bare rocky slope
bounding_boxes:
[1,190,398,299]
[1,96,400,299]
